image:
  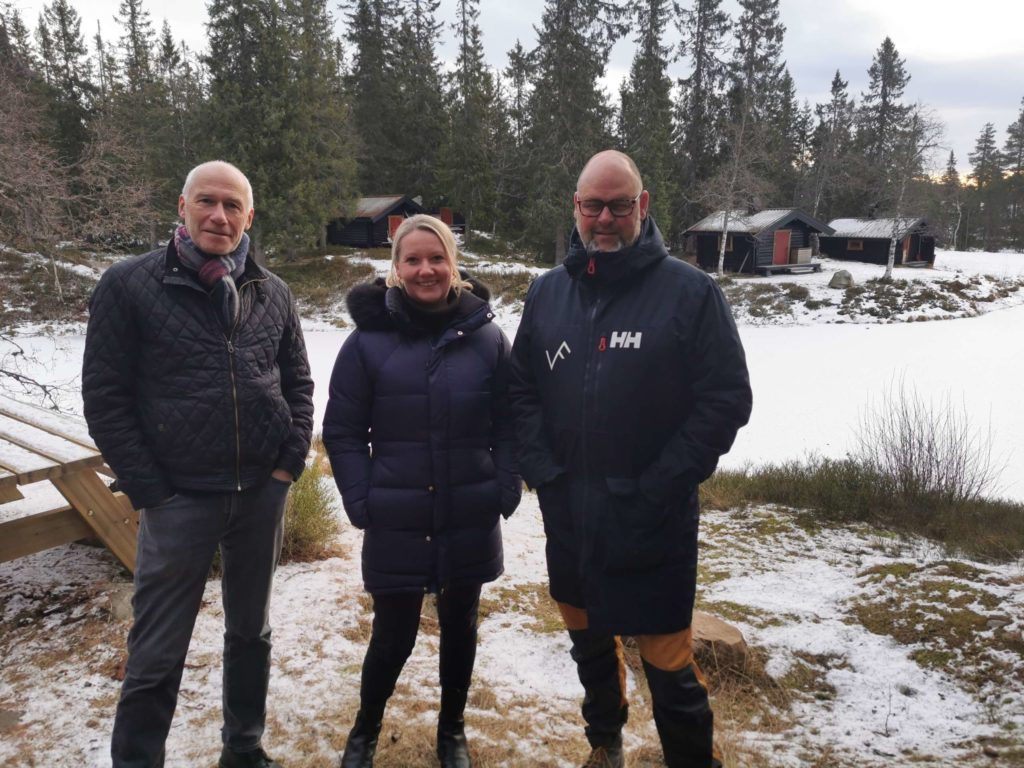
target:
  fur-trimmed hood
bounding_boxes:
[345,272,493,332]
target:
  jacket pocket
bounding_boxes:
[603,477,673,574]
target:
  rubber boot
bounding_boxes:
[580,732,624,767]
[567,629,628,751]
[339,709,383,768]
[437,687,471,768]
[641,659,716,768]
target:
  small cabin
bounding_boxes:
[683,209,834,274]
[326,195,426,248]
[820,218,935,266]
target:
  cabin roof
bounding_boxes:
[825,217,927,239]
[685,208,833,236]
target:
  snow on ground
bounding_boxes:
[722,251,1024,326]
[1,249,1023,766]
[1,494,1021,766]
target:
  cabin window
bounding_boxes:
[848,239,864,251]
[718,235,734,252]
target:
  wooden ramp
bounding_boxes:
[0,396,138,572]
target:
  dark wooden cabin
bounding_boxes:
[326,195,426,247]
[819,218,936,266]
[683,209,834,274]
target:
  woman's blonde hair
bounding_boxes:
[386,214,473,295]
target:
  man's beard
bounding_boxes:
[585,233,625,254]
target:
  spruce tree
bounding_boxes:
[204,0,291,253]
[968,122,1003,251]
[1002,97,1024,250]
[389,0,446,202]
[849,37,911,216]
[276,0,359,252]
[809,70,854,218]
[937,149,963,249]
[856,37,910,166]
[343,0,396,195]
[523,0,624,260]
[729,0,785,118]
[36,0,95,164]
[673,0,730,231]
[495,40,534,237]
[618,0,676,236]
[438,0,501,244]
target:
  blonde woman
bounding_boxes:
[323,215,521,768]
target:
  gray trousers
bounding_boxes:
[110,477,290,768]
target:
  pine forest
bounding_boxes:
[1,0,1023,261]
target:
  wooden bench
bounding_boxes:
[755,262,823,276]
[0,396,139,573]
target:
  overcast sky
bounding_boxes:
[13,0,1024,177]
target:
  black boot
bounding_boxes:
[642,659,716,768]
[339,711,382,768]
[568,629,628,751]
[580,733,624,767]
[437,687,472,768]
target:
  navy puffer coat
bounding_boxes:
[323,277,521,594]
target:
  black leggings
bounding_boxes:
[358,583,482,720]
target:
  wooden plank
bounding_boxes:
[0,396,96,449]
[0,414,102,467]
[0,505,92,563]
[0,438,64,484]
[52,470,139,573]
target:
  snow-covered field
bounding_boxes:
[1,249,1022,766]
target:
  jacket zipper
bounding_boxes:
[580,294,601,548]
[225,286,247,492]
[226,337,241,491]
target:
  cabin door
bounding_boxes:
[388,215,404,240]
[772,229,791,265]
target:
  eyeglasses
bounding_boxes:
[576,193,641,218]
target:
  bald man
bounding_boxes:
[509,150,751,768]
[83,161,313,768]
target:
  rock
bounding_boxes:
[107,584,135,622]
[692,610,748,671]
[828,270,854,289]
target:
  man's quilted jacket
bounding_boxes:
[82,241,314,509]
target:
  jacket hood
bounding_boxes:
[346,272,493,332]
[564,216,668,285]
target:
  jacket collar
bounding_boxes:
[563,216,668,286]
[346,275,494,338]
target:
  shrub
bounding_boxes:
[281,459,342,563]
[854,379,1001,507]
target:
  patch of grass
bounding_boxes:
[474,268,536,306]
[0,250,96,330]
[268,253,375,315]
[702,457,1024,563]
[479,582,563,633]
[281,459,343,563]
[858,562,920,583]
[697,599,783,629]
[781,283,809,301]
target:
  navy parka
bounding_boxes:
[509,218,752,635]
[323,278,521,594]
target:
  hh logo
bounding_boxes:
[545,341,572,371]
[598,331,643,351]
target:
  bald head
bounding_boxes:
[576,150,643,195]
